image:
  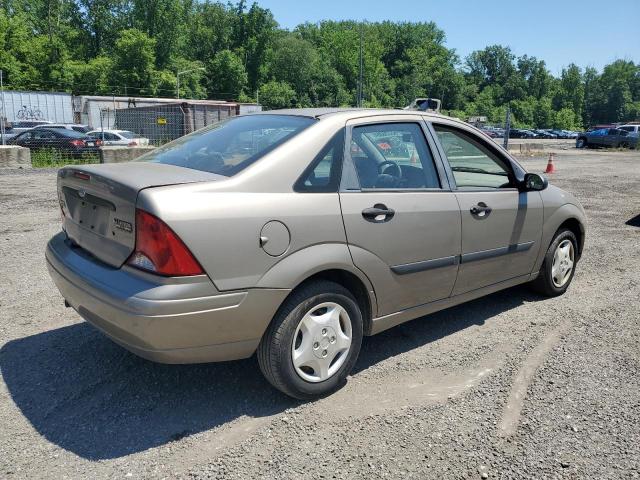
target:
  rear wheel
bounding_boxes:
[530,228,578,297]
[257,281,363,399]
[576,138,587,148]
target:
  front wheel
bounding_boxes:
[530,228,578,297]
[257,281,363,400]
[576,138,587,148]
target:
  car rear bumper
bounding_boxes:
[46,232,290,363]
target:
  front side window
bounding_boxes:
[142,114,315,176]
[434,125,513,189]
[350,123,440,189]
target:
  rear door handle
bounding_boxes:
[362,203,395,223]
[470,202,492,217]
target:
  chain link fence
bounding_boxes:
[1,91,249,166]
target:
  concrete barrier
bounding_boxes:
[99,146,156,164]
[508,143,543,154]
[0,146,31,168]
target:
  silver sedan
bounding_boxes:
[46,109,586,399]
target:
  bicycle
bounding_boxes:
[16,105,45,121]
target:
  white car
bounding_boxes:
[3,120,53,139]
[619,124,639,138]
[87,129,150,146]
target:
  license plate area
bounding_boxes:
[62,186,116,236]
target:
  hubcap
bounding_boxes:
[551,239,575,288]
[291,302,352,383]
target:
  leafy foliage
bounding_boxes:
[1,2,638,127]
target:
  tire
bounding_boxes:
[619,142,629,149]
[576,138,587,149]
[530,228,578,297]
[257,280,363,400]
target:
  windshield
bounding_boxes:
[141,114,315,176]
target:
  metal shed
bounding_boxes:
[112,101,258,145]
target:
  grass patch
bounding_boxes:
[30,149,100,168]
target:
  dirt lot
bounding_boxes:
[1,148,639,479]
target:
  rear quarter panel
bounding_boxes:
[138,187,349,291]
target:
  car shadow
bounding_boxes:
[625,213,640,227]
[0,285,539,460]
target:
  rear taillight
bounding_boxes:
[95,139,103,146]
[126,209,204,276]
[70,139,85,147]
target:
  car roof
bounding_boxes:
[253,107,455,122]
[34,123,87,128]
[37,127,87,137]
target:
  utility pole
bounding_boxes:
[176,67,206,99]
[357,24,364,108]
[0,70,5,146]
[503,106,511,150]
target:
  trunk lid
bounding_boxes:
[58,162,223,267]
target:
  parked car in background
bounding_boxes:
[87,129,150,146]
[576,128,637,149]
[619,124,640,138]
[480,126,504,138]
[5,120,52,137]
[563,130,579,139]
[1,127,20,142]
[533,129,557,139]
[479,128,498,138]
[9,127,102,155]
[46,108,586,399]
[509,129,536,138]
[33,123,91,134]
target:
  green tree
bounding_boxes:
[206,49,247,99]
[259,80,296,109]
[110,28,156,95]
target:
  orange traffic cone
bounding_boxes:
[545,153,556,174]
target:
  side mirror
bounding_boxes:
[523,172,548,191]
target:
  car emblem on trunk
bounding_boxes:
[113,218,133,233]
[78,189,87,198]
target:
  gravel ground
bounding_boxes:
[0,148,639,479]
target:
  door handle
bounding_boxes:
[470,202,492,218]
[362,203,395,223]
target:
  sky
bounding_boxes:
[256,0,640,75]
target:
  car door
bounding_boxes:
[604,129,619,146]
[431,122,544,295]
[339,116,461,316]
[32,129,58,149]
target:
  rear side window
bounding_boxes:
[295,130,345,192]
[143,115,315,176]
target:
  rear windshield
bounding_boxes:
[142,114,315,176]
